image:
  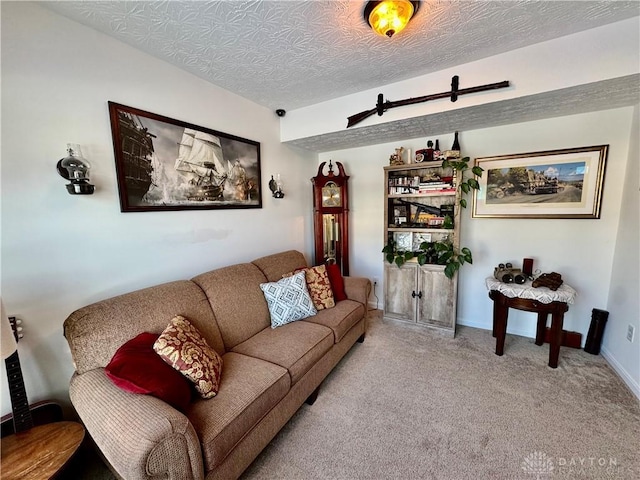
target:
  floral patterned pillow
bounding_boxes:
[303,265,335,310]
[283,265,335,310]
[153,316,223,399]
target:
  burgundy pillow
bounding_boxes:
[105,332,192,411]
[326,263,347,301]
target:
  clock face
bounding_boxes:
[322,182,341,207]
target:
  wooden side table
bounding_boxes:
[486,277,577,369]
[1,421,85,479]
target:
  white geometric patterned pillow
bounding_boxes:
[260,270,317,328]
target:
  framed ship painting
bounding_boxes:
[108,102,262,212]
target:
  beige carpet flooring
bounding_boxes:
[241,310,640,480]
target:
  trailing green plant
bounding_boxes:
[381,238,472,279]
[441,156,484,208]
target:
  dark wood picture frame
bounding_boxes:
[108,102,262,212]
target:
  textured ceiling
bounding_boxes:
[43,0,639,112]
[41,1,639,152]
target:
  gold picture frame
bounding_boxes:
[472,145,608,219]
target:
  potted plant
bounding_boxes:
[382,237,473,279]
[382,156,482,279]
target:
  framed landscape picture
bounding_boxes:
[108,102,262,212]
[472,145,608,219]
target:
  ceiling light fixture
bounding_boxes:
[364,0,419,38]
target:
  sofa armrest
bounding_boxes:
[343,276,372,310]
[70,369,204,480]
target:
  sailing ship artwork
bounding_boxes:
[109,102,262,212]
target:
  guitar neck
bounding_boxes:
[5,351,34,433]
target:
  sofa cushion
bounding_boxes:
[192,263,271,350]
[232,321,333,384]
[154,316,224,399]
[261,271,317,328]
[302,299,366,343]
[105,332,192,412]
[252,250,308,282]
[284,265,335,311]
[186,352,290,471]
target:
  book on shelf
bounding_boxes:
[390,185,419,195]
[419,182,449,187]
[392,205,408,226]
[427,217,446,227]
[418,179,454,194]
[417,187,456,194]
[440,204,455,218]
[388,175,420,186]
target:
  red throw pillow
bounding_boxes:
[105,332,192,412]
[326,263,347,301]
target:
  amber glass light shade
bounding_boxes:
[365,0,418,38]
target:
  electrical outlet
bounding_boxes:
[373,277,379,286]
[627,324,635,342]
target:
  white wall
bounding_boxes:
[283,17,640,140]
[2,3,638,418]
[602,105,640,397]
[320,106,637,387]
[0,3,315,416]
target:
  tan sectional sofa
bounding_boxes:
[63,250,371,480]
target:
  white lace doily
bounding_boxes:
[485,277,577,304]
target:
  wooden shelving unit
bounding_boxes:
[383,160,461,337]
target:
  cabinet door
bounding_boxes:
[417,265,456,332]
[383,263,417,323]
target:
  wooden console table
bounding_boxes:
[486,277,577,368]
[1,421,85,479]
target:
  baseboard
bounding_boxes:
[457,318,536,338]
[457,318,533,339]
[600,347,640,400]
[385,315,640,399]
[459,318,584,348]
[457,317,491,331]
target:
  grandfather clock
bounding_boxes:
[312,160,350,275]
